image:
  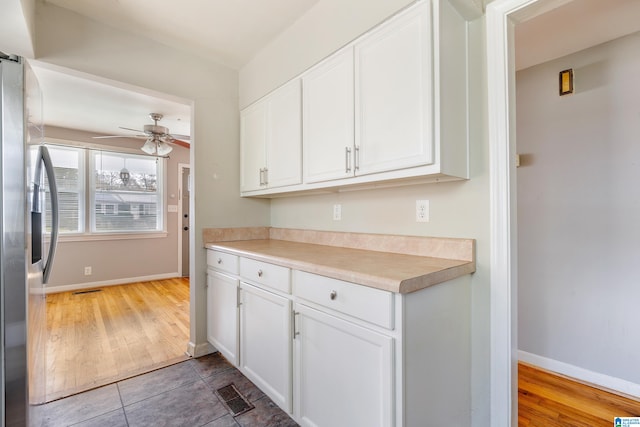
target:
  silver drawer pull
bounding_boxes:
[330,290,337,300]
[217,258,222,264]
[257,269,263,277]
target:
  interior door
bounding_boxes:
[180,165,190,277]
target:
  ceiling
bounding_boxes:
[31,0,640,140]
[31,64,192,139]
[43,0,320,70]
[33,0,321,140]
[514,0,640,70]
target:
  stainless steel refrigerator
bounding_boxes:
[1,54,59,426]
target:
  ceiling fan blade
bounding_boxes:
[119,126,146,133]
[169,139,190,149]
[92,135,128,139]
[93,134,147,139]
[169,133,191,140]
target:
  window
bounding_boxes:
[43,143,165,236]
[41,145,85,233]
[90,151,163,233]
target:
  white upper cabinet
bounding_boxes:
[303,47,355,184]
[240,102,267,193]
[355,4,433,175]
[240,0,468,197]
[303,4,433,185]
[240,79,302,193]
[266,80,303,189]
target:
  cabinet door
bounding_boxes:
[239,283,292,412]
[303,47,355,183]
[266,79,302,189]
[294,304,393,427]
[206,271,239,366]
[355,3,434,175]
[240,101,267,192]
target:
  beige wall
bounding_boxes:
[517,32,640,388]
[43,126,189,289]
[239,2,490,424]
[33,2,270,351]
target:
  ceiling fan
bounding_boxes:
[94,113,190,156]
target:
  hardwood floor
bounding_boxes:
[519,362,640,426]
[44,278,190,402]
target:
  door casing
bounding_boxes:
[486,0,572,425]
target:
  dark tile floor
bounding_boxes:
[33,353,299,427]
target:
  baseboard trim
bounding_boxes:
[518,350,640,400]
[187,341,214,358]
[43,272,181,294]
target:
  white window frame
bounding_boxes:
[89,149,165,235]
[44,139,168,241]
[40,144,86,234]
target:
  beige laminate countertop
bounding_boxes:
[205,239,475,294]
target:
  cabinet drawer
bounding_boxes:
[240,258,291,294]
[293,270,394,330]
[207,250,239,275]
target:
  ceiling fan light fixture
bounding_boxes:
[141,138,156,155]
[156,141,173,156]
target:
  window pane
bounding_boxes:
[43,145,84,233]
[91,151,163,232]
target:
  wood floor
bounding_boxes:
[44,278,190,402]
[519,362,640,426]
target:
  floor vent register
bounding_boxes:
[72,289,102,295]
[215,383,254,416]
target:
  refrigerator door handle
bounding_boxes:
[39,145,59,284]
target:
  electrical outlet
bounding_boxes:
[333,204,342,221]
[416,200,429,222]
[84,266,92,276]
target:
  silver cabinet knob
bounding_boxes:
[330,290,337,300]
[217,258,222,264]
[258,269,263,277]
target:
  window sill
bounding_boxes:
[56,232,169,242]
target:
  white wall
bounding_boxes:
[517,32,640,387]
[0,0,36,57]
[33,2,270,350]
[239,1,491,424]
[42,126,189,289]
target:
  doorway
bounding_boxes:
[178,163,190,277]
[487,0,640,424]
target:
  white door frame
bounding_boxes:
[177,162,190,277]
[486,0,571,425]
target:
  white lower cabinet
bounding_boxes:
[206,249,471,426]
[293,303,394,427]
[239,282,292,412]
[206,270,239,366]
